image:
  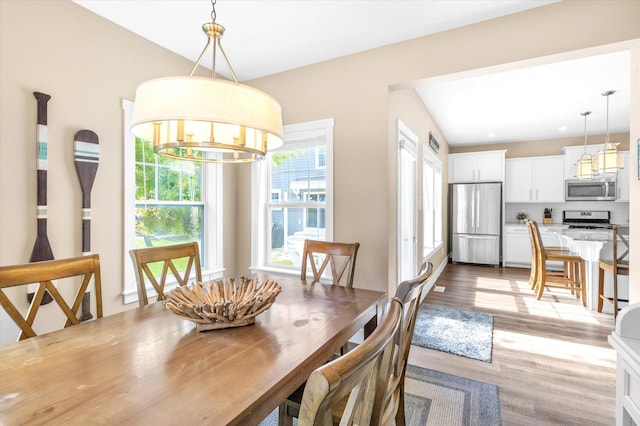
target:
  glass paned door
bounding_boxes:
[397,121,418,282]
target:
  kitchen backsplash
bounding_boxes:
[505,201,630,225]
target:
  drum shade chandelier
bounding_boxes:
[592,90,623,175]
[130,0,283,163]
[576,111,593,180]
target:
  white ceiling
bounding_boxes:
[73,0,630,147]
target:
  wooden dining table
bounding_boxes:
[0,273,385,425]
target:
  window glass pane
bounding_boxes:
[434,164,443,244]
[423,148,442,255]
[134,204,204,249]
[269,207,326,267]
[316,146,326,168]
[134,137,204,262]
[253,118,333,274]
[270,148,325,203]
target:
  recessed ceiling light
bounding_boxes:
[488,133,496,138]
[558,126,568,132]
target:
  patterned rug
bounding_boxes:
[411,304,494,362]
[259,365,501,425]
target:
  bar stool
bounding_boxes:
[597,225,630,318]
[529,220,586,305]
[526,220,576,294]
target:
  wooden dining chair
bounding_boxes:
[301,239,360,288]
[279,264,432,426]
[597,225,630,318]
[525,220,573,292]
[294,298,401,426]
[129,241,202,307]
[377,262,433,426]
[528,220,586,305]
[0,254,103,341]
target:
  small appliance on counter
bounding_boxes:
[543,208,552,224]
[562,210,611,229]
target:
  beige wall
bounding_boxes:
[246,0,640,295]
[1,0,639,332]
[0,0,238,328]
[387,89,450,296]
[450,133,631,158]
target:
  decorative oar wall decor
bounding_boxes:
[73,130,99,321]
[27,92,54,305]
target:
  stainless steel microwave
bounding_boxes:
[565,177,617,201]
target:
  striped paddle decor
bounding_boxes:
[27,92,54,305]
[74,130,99,321]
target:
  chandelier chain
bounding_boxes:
[211,0,217,22]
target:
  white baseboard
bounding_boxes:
[420,255,448,303]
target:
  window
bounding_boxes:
[251,119,334,274]
[133,138,204,252]
[422,145,443,258]
[122,100,222,304]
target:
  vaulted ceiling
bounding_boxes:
[74,0,630,147]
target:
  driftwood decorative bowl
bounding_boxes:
[165,277,282,331]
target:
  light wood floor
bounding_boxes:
[408,263,617,426]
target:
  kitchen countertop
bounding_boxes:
[505,222,567,228]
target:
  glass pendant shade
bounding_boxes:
[131,77,283,163]
[576,152,593,180]
[592,90,623,175]
[593,142,623,175]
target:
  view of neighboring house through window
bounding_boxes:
[252,119,334,273]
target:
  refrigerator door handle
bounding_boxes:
[474,186,480,232]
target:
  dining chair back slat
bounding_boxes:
[297,298,402,426]
[0,254,102,341]
[377,261,433,426]
[129,242,202,307]
[301,240,360,288]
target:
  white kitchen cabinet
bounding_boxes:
[504,225,532,266]
[449,150,505,183]
[617,151,630,202]
[504,224,564,268]
[505,156,564,203]
[608,304,640,426]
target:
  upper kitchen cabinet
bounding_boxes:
[448,150,506,183]
[505,156,564,203]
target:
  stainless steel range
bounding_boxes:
[562,210,611,229]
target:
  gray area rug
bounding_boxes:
[412,304,494,362]
[259,364,501,425]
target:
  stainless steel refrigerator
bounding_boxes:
[450,182,502,266]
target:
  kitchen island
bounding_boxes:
[548,227,629,311]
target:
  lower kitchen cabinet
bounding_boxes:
[504,224,564,268]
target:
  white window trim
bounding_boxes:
[250,118,334,276]
[121,99,223,305]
